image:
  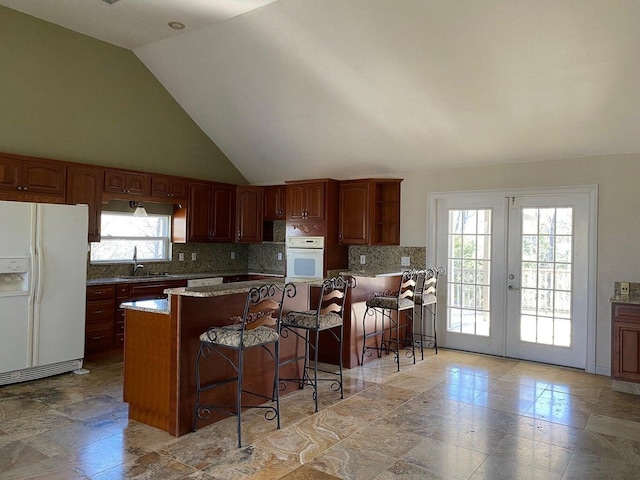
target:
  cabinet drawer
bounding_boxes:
[86,299,115,323]
[86,285,116,301]
[116,284,130,299]
[85,324,114,351]
[613,304,640,322]
[115,320,125,335]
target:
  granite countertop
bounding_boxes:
[164,278,312,298]
[610,294,640,305]
[331,269,405,278]
[87,271,284,286]
[120,298,169,314]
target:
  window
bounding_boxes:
[90,212,171,262]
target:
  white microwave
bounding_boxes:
[286,236,325,279]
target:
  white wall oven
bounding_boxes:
[286,236,325,279]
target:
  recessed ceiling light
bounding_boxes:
[168,21,186,30]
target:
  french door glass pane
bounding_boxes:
[519,207,573,347]
[447,209,492,337]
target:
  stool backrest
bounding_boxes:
[397,269,419,303]
[316,276,356,318]
[417,267,446,306]
[241,283,297,331]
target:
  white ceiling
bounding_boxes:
[4,0,640,184]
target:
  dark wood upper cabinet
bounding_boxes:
[286,181,325,221]
[211,184,235,242]
[151,175,188,202]
[338,181,370,245]
[338,179,401,245]
[263,185,286,220]
[0,153,65,202]
[103,170,151,198]
[186,181,235,243]
[236,186,263,243]
[66,164,103,242]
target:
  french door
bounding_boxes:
[431,188,596,370]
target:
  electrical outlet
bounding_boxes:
[360,255,366,265]
[621,282,630,295]
[178,252,184,262]
[191,252,197,261]
[231,252,236,260]
[401,256,410,267]
[277,252,283,261]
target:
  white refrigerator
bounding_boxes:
[0,200,88,385]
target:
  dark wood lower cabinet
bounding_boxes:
[85,279,187,358]
[612,302,640,383]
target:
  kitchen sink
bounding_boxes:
[116,274,179,281]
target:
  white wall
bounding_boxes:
[392,153,640,374]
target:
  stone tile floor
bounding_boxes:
[1,350,639,479]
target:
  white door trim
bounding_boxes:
[427,185,598,373]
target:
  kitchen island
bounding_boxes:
[121,280,308,437]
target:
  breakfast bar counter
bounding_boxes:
[121,280,308,437]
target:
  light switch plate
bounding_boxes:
[231,252,236,260]
[621,282,630,295]
[178,253,184,261]
[191,252,197,261]
[401,256,410,267]
[360,255,366,265]
[277,252,283,261]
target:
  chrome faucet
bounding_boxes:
[132,246,144,276]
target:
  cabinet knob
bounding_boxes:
[23,187,27,191]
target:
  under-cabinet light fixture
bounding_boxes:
[129,201,148,217]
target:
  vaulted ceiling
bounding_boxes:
[3,0,640,184]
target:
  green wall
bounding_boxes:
[0,6,247,185]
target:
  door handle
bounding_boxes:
[508,285,519,291]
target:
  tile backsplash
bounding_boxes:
[87,243,249,279]
[86,217,427,279]
[348,245,426,272]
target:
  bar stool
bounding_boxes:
[414,267,446,359]
[361,269,418,371]
[280,276,355,412]
[192,282,296,448]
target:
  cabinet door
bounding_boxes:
[287,184,306,220]
[613,321,640,382]
[211,185,235,242]
[236,186,263,243]
[124,173,150,196]
[264,185,286,220]
[612,303,640,383]
[304,182,325,220]
[339,181,369,245]
[151,175,187,201]
[21,160,66,197]
[188,182,212,242]
[66,165,103,242]
[104,170,150,196]
[104,170,127,194]
[0,156,21,192]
